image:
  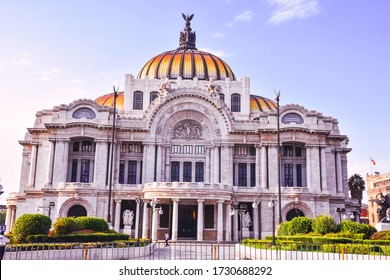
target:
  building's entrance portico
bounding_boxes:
[178,205,197,238]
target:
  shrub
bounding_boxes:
[289,217,313,235]
[336,220,377,239]
[312,215,336,235]
[370,230,390,240]
[13,214,52,243]
[74,217,109,232]
[53,217,77,235]
[278,221,292,236]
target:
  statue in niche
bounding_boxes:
[172,120,203,140]
[122,210,134,227]
[242,212,252,228]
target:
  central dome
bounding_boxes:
[137,14,236,81]
[137,49,236,81]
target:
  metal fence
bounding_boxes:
[3,241,390,260]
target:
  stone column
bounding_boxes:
[253,206,259,239]
[114,199,122,233]
[171,199,179,241]
[233,210,239,242]
[213,146,220,183]
[143,144,156,183]
[261,145,268,189]
[268,145,278,191]
[306,145,312,188]
[142,202,149,239]
[164,146,171,182]
[311,146,321,192]
[320,146,328,191]
[155,144,162,182]
[134,200,140,239]
[94,140,109,188]
[225,203,232,241]
[197,200,204,241]
[205,147,211,183]
[45,139,55,187]
[151,205,159,241]
[52,139,69,186]
[28,143,38,188]
[255,145,261,190]
[5,206,13,233]
[217,200,224,241]
[336,150,343,193]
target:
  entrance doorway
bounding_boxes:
[178,205,197,238]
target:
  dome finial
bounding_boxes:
[179,13,197,50]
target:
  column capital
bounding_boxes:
[197,199,205,203]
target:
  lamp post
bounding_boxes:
[147,199,163,241]
[336,207,346,223]
[107,86,119,226]
[275,90,282,225]
[229,203,248,242]
[268,199,277,246]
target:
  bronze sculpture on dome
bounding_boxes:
[179,13,196,50]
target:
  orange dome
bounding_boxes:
[250,95,277,112]
[95,91,124,112]
[137,49,236,81]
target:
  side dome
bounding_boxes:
[137,13,236,81]
[95,91,124,112]
[250,95,277,112]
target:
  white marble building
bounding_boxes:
[6,15,359,240]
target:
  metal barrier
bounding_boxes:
[3,241,390,260]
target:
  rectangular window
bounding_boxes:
[284,164,293,187]
[296,164,302,187]
[250,163,256,187]
[295,147,302,157]
[238,163,247,187]
[204,205,214,229]
[171,145,181,154]
[195,145,205,154]
[183,145,193,154]
[82,141,93,152]
[283,145,293,156]
[183,162,192,182]
[195,162,204,182]
[80,159,90,182]
[171,161,180,182]
[72,142,80,152]
[127,160,137,184]
[249,146,256,156]
[71,159,78,182]
[119,160,125,184]
[133,91,143,110]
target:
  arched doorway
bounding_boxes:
[286,208,305,221]
[67,205,87,217]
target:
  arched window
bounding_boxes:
[133,91,144,110]
[231,93,241,112]
[150,91,159,104]
[286,208,304,221]
[67,205,87,217]
[219,93,225,101]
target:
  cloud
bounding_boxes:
[198,48,234,58]
[266,0,321,25]
[228,10,255,27]
[0,51,32,73]
[212,32,225,38]
[36,66,62,82]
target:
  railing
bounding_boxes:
[3,241,390,260]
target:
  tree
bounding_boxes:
[348,173,365,205]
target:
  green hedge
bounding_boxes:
[26,233,130,243]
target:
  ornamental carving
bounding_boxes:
[172,120,203,140]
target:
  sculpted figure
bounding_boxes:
[122,210,134,227]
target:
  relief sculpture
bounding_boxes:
[172,120,203,140]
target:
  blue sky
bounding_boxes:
[0,0,389,203]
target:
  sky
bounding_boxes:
[0,0,389,204]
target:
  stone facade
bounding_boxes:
[366,172,390,226]
[5,16,359,240]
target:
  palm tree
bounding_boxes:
[348,173,365,205]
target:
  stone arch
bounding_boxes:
[58,197,95,218]
[147,90,233,137]
[281,201,313,220]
